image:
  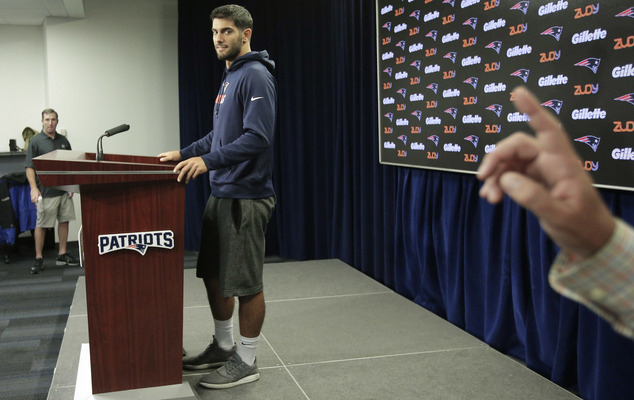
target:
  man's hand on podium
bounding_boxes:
[158,151,208,184]
[157,150,182,163]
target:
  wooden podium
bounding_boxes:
[33,150,185,394]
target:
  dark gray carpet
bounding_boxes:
[0,238,82,400]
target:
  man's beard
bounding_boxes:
[216,41,242,62]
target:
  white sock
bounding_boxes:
[213,318,234,351]
[237,334,259,366]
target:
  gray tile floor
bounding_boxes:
[48,259,579,400]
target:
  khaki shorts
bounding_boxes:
[196,195,276,297]
[36,194,76,228]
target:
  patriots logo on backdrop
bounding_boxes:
[443,0,455,7]
[383,67,393,76]
[575,58,601,74]
[465,135,479,148]
[485,104,503,117]
[410,60,422,70]
[510,69,530,83]
[485,41,502,54]
[574,136,600,152]
[541,99,563,114]
[444,108,458,119]
[510,1,530,15]
[383,22,392,31]
[396,40,406,50]
[398,135,408,145]
[385,113,394,122]
[614,93,634,106]
[463,77,478,89]
[411,110,423,120]
[616,7,634,18]
[426,30,438,41]
[427,135,440,146]
[541,26,563,41]
[443,52,457,63]
[426,83,439,94]
[463,17,478,30]
[397,88,407,98]
[410,10,421,20]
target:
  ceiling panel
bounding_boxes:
[0,0,85,26]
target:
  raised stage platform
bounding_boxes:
[47,259,579,399]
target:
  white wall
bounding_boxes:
[0,25,46,147]
[0,0,180,244]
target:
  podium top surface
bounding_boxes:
[32,150,181,189]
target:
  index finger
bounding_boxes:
[511,86,576,156]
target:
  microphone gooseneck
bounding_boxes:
[97,124,130,161]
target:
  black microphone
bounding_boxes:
[97,124,131,161]
[105,124,130,137]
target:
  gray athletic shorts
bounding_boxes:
[36,194,76,228]
[196,195,276,297]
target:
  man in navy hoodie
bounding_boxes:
[159,4,276,390]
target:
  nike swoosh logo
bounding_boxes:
[251,96,264,101]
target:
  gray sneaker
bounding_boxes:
[199,353,259,389]
[183,337,235,370]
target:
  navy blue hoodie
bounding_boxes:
[180,51,277,199]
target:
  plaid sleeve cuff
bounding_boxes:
[549,219,634,338]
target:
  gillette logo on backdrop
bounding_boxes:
[98,230,174,256]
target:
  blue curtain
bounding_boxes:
[177,1,634,399]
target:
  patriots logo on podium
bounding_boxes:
[463,77,478,89]
[510,1,530,15]
[426,30,438,41]
[396,40,406,50]
[541,100,563,115]
[382,22,392,31]
[575,58,601,74]
[426,83,439,94]
[510,69,530,83]
[485,41,502,54]
[398,135,408,145]
[541,26,563,41]
[485,104,503,117]
[574,136,601,152]
[98,230,174,256]
[410,60,422,71]
[383,67,393,77]
[397,88,407,98]
[427,135,439,146]
[410,10,421,20]
[411,110,423,120]
[384,112,394,122]
[443,0,455,7]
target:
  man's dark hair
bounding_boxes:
[41,108,58,119]
[210,4,253,31]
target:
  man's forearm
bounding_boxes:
[25,167,38,190]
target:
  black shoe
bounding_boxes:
[31,258,44,274]
[183,337,236,370]
[56,253,79,266]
